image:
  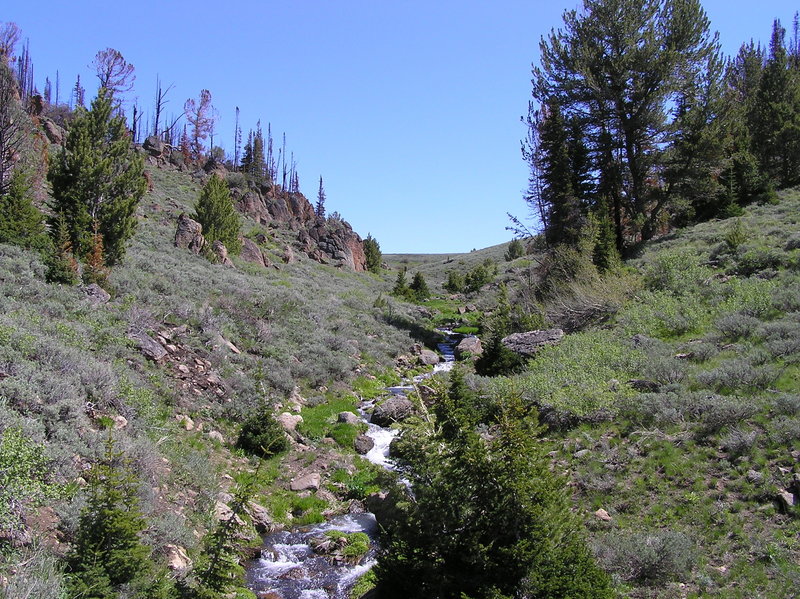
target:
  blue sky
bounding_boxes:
[6,0,798,253]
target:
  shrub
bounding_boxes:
[643,250,710,295]
[723,218,748,251]
[236,408,289,458]
[734,244,785,276]
[504,238,525,261]
[595,530,694,584]
[715,312,761,341]
[721,427,759,459]
[194,174,241,256]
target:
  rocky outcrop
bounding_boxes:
[40,116,65,145]
[371,396,415,427]
[301,220,367,271]
[455,336,483,359]
[174,213,205,253]
[211,240,234,267]
[143,135,166,158]
[239,237,271,268]
[501,329,564,357]
[128,331,169,362]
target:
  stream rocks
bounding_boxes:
[419,349,440,365]
[354,434,375,455]
[455,336,483,359]
[501,328,564,357]
[371,396,415,427]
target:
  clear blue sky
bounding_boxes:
[6,0,798,253]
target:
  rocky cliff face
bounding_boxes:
[143,138,367,271]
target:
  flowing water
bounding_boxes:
[246,330,461,598]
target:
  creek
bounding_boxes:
[245,331,459,599]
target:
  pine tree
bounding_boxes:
[504,238,524,261]
[376,377,612,598]
[538,100,582,247]
[392,268,409,298]
[363,233,381,273]
[65,436,151,599]
[194,174,241,256]
[315,176,326,219]
[409,272,430,301]
[184,89,213,160]
[48,87,146,266]
[0,169,48,250]
[44,212,79,284]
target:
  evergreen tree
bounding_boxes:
[363,233,382,273]
[409,272,430,301]
[184,89,213,160]
[82,220,109,288]
[376,378,611,598]
[47,87,146,265]
[504,238,525,261]
[392,268,409,298]
[538,100,582,247]
[443,270,465,294]
[315,175,326,219]
[0,169,48,250]
[65,436,152,599]
[44,212,79,285]
[752,20,800,187]
[194,174,241,256]
[475,283,523,377]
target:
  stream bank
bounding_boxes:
[245,331,460,599]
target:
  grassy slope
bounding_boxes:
[0,164,420,594]
[475,192,800,597]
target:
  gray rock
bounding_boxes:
[239,237,270,268]
[501,329,564,357]
[82,283,110,305]
[211,240,234,266]
[290,473,321,492]
[248,501,274,533]
[276,412,303,432]
[354,434,374,455]
[174,213,205,253]
[419,349,440,365]
[455,336,483,359]
[371,396,415,427]
[128,331,168,362]
[337,411,361,425]
[143,135,166,157]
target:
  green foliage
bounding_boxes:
[0,427,57,533]
[44,211,79,285]
[192,471,257,598]
[364,234,382,273]
[0,169,49,251]
[464,258,497,293]
[391,268,409,298]
[48,87,146,266]
[475,284,524,377]
[194,174,242,256]
[376,388,611,598]
[642,250,711,295]
[236,407,289,458]
[298,395,363,448]
[724,218,749,251]
[443,269,465,293]
[409,271,430,301]
[65,436,153,599]
[504,238,525,261]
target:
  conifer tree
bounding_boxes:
[409,272,430,301]
[0,169,48,250]
[376,374,612,598]
[48,87,146,266]
[184,89,213,160]
[65,437,151,599]
[194,174,241,256]
[45,212,79,284]
[82,220,109,288]
[363,233,381,273]
[315,175,326,219]
[392,268,409,298]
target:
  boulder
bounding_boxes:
[215,501,245,525]
[143,135,166,157]
[354,434,375,455]
[501,329,564,357]
[165,544,192,571]
[208,430,225,444]
[338,411,361,425]
[83,283,110,306]
[248,501,274,533]
[419,349,440,365]
[628,379,661,393]
[594,508,612,522]
[290,473,321,492]
[128,331,168,362]
[176,414,195,431]
[211,240,234,266]
[455,336,483,359]
[174,213,205,253]
[41,117,65,145]
[371,396,415,427]
[240,237,270,268]
[276,412,303,432]
[282,244,296,264]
